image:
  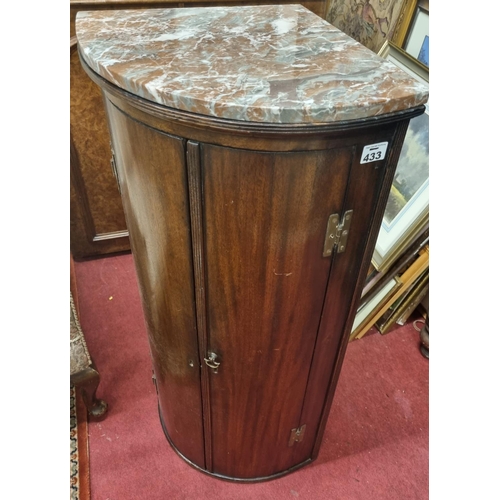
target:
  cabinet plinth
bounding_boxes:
[76,5,428,482]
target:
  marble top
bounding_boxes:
[76,5,428,124]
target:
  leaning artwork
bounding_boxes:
[418,35,429,66]
[384,109,429,224]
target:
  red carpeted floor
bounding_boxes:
[74,252,428,500]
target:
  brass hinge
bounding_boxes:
[322,210,353,257]
[288,424,306,447]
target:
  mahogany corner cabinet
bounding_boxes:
[76,5,428,482]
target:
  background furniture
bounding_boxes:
[77,4,427,481]
[70,255,108,419]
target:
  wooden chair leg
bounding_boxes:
[71,364,108,420]
[420,315,429,359]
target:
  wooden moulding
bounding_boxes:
[185,141,213,471]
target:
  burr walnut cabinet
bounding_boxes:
[76,5,428,481]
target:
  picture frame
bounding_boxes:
[378,40,428,87]
[372,42,429,273]
[360,222,428,309]
[404,2,429,67]
[392,0,428,64]
[351,277,402,340]
[376,269,429,335]
[391,0,418,48]
[351,246,429,341]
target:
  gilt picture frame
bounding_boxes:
[404,3,429,66]
[372,42,429,273]
[391,0,418,48]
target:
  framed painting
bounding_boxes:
[392,0,428,61]
[392,0,417,47]
[372,42,429,273]
[404,1,429,66]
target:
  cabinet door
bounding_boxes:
[105,104,206,468]
[200,144,353,479]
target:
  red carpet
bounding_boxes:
[74,253,428,500]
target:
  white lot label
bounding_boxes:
[360,142,388,164]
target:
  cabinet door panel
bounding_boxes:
[293,138,395,465]
[202,145,352,478]
[105,102,205,467]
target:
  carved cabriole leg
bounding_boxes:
[71,364,108,420]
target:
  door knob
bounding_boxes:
[204,352,220,373]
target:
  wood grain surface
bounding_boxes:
[202,144,352,478]
[104,100,205,467]
[294,122,402,462]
